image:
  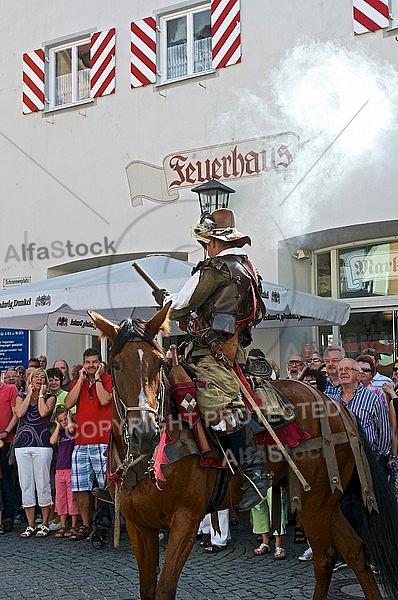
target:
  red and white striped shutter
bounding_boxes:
[353,0,389,35]
[211,0,241,69]
[130,17,157,88]
[22,49,45,114]
[90,28,116,98]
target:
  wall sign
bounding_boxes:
[0,329,29,370]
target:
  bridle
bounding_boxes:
[109,319,167,483]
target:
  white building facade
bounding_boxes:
[1,0,398,372]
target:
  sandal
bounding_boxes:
[204,544,226,553]
[254,542,270,556]
[274,546,287,560]
[35,524,50,537]
[294,526,307,544]
[64,527,77,538]
[54,527,69,538]
[69,525,92,541]
[199,535,211,548]
[20,525,36,538]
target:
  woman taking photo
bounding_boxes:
[12,368,56,538]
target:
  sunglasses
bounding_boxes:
[360,367,372,373]
[304,379,317,384]
[393,367,398,372]
[308,358,321,362]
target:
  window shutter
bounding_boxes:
[353,0,389,35]
[90,28,116,97]
[211,0,241,69]
[130,17,156,88]
[22,49,45,114]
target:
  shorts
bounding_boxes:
[71,443,107,492]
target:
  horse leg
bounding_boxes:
[332,507,382,600]
[155,511,200,600]
[125,519,159,600]
[302,513,337,600]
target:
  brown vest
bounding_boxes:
[193,255,259,335]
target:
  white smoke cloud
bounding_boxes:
[217,39,398,241]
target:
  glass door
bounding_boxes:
[339,310,395,374]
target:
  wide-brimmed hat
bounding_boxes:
[192,209,251,248]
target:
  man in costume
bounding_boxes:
[154,208,270,510]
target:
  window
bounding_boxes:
[47,37,91,110]
[316,252,332,298]
[160,5,212,83]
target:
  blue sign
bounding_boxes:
[0,329,29,370]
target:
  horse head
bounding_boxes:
[89,303,171,458]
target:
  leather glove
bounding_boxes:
[152,288,170,307]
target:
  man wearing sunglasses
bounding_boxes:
[355,354,388,407]
[362,349,393,390]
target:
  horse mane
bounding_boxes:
[110,317,169,358]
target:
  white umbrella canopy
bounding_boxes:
[260,283,350,328]
[0,255,350,334]
[0,256,193,335]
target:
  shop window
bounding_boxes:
[339,242,398,298]
[47,37,91,109]
[159,5,212,82]
[316,252,332,298]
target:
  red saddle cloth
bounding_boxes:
[233,362,311,448]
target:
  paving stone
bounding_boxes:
[0,522,365,599]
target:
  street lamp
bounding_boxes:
[191,178,236,215]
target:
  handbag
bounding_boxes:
[7,422,20,466]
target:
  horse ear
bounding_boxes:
[146,301,172,337]
[88,310,120,343]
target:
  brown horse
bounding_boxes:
[89,305,398,600]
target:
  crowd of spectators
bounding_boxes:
[1,343,397,563]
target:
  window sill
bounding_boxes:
[43,97,93,114]
[155,68,216,88]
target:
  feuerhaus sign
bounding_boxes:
[126,132,300,206]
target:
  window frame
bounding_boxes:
[157,2,213,85]
[386,0,398,31]
[45,33,93,113]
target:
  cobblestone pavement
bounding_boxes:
[0,518,382,599]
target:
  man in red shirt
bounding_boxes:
[0,379,19,532]
[65,348,112,540]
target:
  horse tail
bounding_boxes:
[356,430,398,600]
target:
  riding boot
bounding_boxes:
[223,422,271,511]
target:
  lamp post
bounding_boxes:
[191,178,236,215]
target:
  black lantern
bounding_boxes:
[191,179,236,215]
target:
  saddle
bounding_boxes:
[243,356,297,428]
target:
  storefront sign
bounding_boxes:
[341,245,398,294]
